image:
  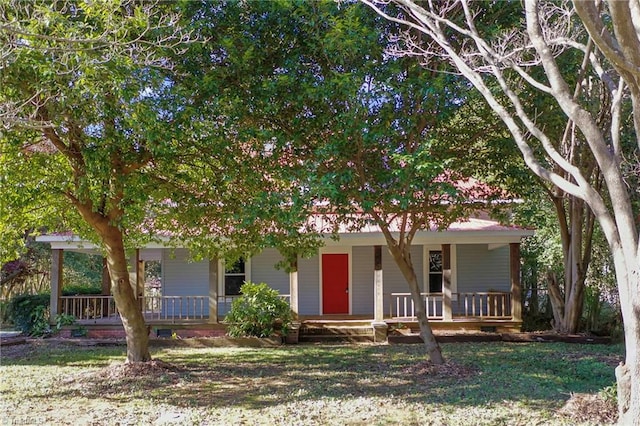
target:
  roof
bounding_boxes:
[36,212,533,251]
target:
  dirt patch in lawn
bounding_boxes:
[65,359,186,394]
[558,392,618,424]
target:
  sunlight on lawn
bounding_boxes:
[0,341,622,425]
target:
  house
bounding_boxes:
[37,213,533,341]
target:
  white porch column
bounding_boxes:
[372,245,387,342]
[49,249,63,324]
[510,243,523,323]
[373,245,384,322]
[208,259,218,323]
[442,244,452,321]
[289,257,299,320]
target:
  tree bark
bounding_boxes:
[387,243,445,364]
[613,258,640,425]
[105,233,151,362]
[103,230,151,362]
[74,200,151,362]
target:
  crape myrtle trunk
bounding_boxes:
[387,244,445,364]
[103,229,151,363]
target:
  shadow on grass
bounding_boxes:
[2,341,623,412]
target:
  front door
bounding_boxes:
[322,253,349,314]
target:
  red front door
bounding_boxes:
[322,253,349,314]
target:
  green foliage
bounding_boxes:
[599,383,618,405]
[63,252,103,289]
[54,313,76,330]
[224,282,292,338]
[6,293,50,335]
[28,305,52,337]
[62,283,102,296]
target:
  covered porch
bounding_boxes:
[49,242,523,338]
[55,289,516,326]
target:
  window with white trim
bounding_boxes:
[224,258,246,296]
[428,250,443,293]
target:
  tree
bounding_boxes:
[0,1,199,361]
[363,0,640,422]
[186,0,514,363]
[1,1,319,361]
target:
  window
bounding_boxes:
[224,258,246,296]
[428,251,443,293]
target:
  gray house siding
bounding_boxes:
[351,246,374,315]
[298,255,320,315]
[161,248,209,316]
[456,244,510,292]
[455,244,510,316]
[250,248,289,294]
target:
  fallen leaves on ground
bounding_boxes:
[558,392,617,425]
[401,360,477,378]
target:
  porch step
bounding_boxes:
[299,322,374,343]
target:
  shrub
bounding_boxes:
[62,283,101,295]
[224,282,292,338]
[6,293,51,336]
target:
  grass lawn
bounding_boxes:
[0,340,621,425]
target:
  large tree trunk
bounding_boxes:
[387,244,444,364]
[546,195,593,334]
[613,257,640,425]
[72,194,151,362]
[103,228,151,362]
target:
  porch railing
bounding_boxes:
[59,293,292,323]
[456,292,511,318]
[60,295,119,321]
[141,295,207,322]
[388,291,512,320]
[389,293,444,319]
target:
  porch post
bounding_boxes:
[289,257,299,320]
[101,258,110,295]
[442,244,452,321]
[372,245,387,342]
[286,256,301,344]
[101,257,110,316]
[135,249,144,299]
[208,259,218,324]
[128,251,138,298]
[510,242,523,323]
[373,245,384,322]
[49,249,63,324]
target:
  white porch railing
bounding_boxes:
[388,292,512,320]
[60,293,293,323]
[389,293,444,319]
[60,295,119,321]
[456,292,511,318]
[142,295,208,322]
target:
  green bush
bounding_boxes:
[6,294,51,336]
[224,282,292,338]
[62,283,101,295]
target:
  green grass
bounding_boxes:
[0,341,621,425]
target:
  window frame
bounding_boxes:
[422,245,457,297]
[218,257,251,297]
[428,250,443,294]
